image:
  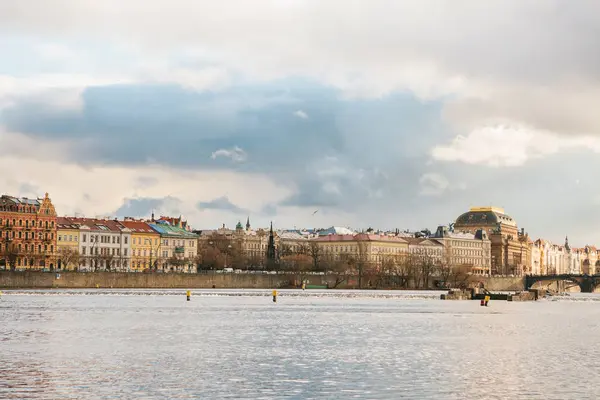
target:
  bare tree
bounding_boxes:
[328,253,353,288]
[355,238,370,289]
[413,250,436,289]
[100,253,115,272]
[308,242,322,272]
[58,247,80,271]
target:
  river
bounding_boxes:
[1,289,600,399]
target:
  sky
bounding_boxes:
[1,0,600,246]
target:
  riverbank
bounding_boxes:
[0,271,525,291]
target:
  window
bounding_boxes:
[124,236,128,244]
[58,235,62,241]
[69,235,72,242]
[82,247,86,255]
[82,234,87,242]
[112,236,116,244]
[124,249,128,256]
[50,245,54,253]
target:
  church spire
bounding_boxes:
[565,235,570,251]
[266,221,276,263]
[246,216,251,231]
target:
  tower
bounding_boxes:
[246,216,251,231]
[266,221,276,262]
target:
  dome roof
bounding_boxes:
[455,206,517,228]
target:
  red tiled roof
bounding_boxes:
[67,217,127,233]
[120,220,158,234]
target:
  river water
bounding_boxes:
[1,289,600,399]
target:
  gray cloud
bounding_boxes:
[114,196,182,218]
[197,196,248,215]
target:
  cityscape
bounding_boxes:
[0,192,596,278]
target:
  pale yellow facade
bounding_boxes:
[130,232,161,271]
[56,225,80,270]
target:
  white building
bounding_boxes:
[72,218,132,271]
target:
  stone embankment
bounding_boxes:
[0,271,527,291]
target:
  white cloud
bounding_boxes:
[2,0,600,141]
[210,146,248,163]
[140,66,231,91]
[431,124,600,167]
[294,109,308,119]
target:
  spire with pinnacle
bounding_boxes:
[565,236,570,251]
[246,216,251,231]
[266,221,276,262]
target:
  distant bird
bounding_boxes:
[312,210,319,216]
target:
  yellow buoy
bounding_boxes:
[272,289,277,303]
[186,290,191,301]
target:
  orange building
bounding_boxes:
[0,193,58,270]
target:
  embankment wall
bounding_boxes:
[0,271,525,291]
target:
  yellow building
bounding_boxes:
[119,219,161,271]
[56,217,81,270]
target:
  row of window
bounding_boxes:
[2,243,53,253]
[80,247,128,257]
[0,219,54,229]
[162,239,196,247]
[4,231,54,240]
[82,234,129,245]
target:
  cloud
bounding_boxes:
[197,196,247,214]
[294,109,308,119]
[432,124,600,167]
[210,146,248,163]
[419,173,450,196]
[418,173,466,197]
[114,196,183,219]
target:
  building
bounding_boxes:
[0,193,58,271]
[119,219,161,272]
[196,219,283,269]
[69,218,132,272]
[313,233,409,268]
[277,230,310,255]
[530,240,542,275]
[148,220,198,272]
[580,245,599,275]
[454,206,530,275]
[404,237,445,264]
[431,225,492,275]
[56,217,81,270]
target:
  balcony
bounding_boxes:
[174,246,185,254]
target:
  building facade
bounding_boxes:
[432,225,492,275]
[70,218,132,272]
[149,220,198,272]
[120,219,161,272]
[454,206,530,276]
[56,217,81,270]
[313,233,410,268]
[0,193,58,270]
